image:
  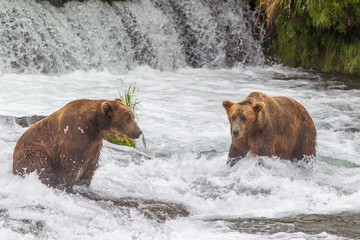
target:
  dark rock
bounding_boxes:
[36,0,126,7]
[15,115,46,128]
[77,189,190,222]
[214,212,360,239]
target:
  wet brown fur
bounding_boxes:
[13,99,142,193]
[223,92,316,166]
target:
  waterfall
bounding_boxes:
[0,0,265,74]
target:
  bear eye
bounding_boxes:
[241,116,247,122]
[231,115,236,121]
[126,114,132,123]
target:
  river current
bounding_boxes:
[1,0,360,239]
[0,66,359,239]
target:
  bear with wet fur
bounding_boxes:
[223,92,316,166]
[13,99,142,193]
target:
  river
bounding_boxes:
[1,66,359,239]
[0,0,360,239]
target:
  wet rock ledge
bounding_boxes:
[36,0,126,7]
[15,115,46,128]
[77,189,190,222]
[0,115,46,128]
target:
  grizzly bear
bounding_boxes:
[223,92,316,166]
[13,98,142,193]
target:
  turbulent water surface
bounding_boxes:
[0,0,264,74]
[0,0,360,239]
[0,67,359,239]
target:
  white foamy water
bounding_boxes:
[0,0,264,74]
[0,66,359,239]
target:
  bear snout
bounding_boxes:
[232,129,240,139]
[136,130,143,138]
[128,128,142,139]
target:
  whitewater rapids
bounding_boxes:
[0,66,359,239]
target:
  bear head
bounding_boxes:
[222,100,264,139]
[101,99,142,139]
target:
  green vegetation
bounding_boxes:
[118,82,141,114]
[105,135,136,148]
[257,0,360,75]
[105,82,146,149]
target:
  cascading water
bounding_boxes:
[0,0,264,74]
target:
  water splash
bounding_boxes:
[0,0,265,74]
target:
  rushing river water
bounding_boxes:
[1,0,360,239]
[0,66,359,239]
[0,0,264,74]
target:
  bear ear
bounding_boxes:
[101,101,114,118]
[222,100,234,110]
[253,102,265,113]
[115,98,123,103]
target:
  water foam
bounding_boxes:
[0,67,359,239]
[0,0,264,74]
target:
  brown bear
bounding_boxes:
[13,98,142,193]
[223,92,316,166]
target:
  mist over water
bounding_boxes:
[0,0,360,239]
